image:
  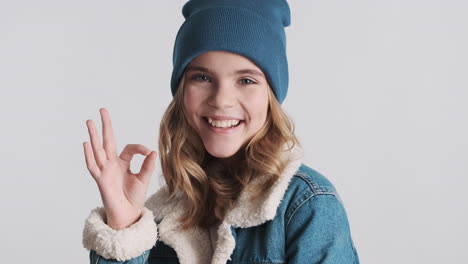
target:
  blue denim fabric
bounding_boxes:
[89,164,360,264]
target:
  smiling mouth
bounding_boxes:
[203,117,244,128]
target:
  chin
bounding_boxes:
[203,142,241,158]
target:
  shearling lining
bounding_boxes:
[82,207,158,261]
[82,144,304,263]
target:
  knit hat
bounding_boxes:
[170,0,291,104]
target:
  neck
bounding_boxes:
[219,151,243,167]
[204,148,246,169]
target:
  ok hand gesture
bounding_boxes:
[83,108,157,230]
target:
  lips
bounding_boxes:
[203,116,243,126]
[204,115,244,121]
[201,116,244,133]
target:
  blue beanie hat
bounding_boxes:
[170,0,291,104]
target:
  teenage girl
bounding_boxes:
[82,1,360,263]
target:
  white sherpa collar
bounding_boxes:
[224,144,304,227]
[144,144,304,264]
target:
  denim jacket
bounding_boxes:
[82,146,360,263]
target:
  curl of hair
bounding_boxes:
[158,73,300,230]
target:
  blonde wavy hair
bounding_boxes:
[158,72,300,230]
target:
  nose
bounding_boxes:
[207,81,236,108]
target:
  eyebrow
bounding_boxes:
[185,65,265,78]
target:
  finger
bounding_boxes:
[86,119,107,167]
[83,141,101,180]
[100,108,118,159]
[119,144,151,163]
[137,151,157,184]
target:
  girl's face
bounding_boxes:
[183,50,270,158]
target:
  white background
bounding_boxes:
[1,0,467,263]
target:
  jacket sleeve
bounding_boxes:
[82,206,158,263]
[285,194,360,264]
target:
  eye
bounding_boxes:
[240,78,257,85]
[191,74,211,82]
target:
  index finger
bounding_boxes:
[100,107,118,159]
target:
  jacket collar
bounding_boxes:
[145,144,304,264]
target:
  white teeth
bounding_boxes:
[207,117,241,128]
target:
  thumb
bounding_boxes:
[137,151,157,184]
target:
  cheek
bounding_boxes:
[247,89,269,124]
[258,89,270,113]
[183,87,203,115]
[183,91,201,130]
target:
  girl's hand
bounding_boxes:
[83,108,157,230]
